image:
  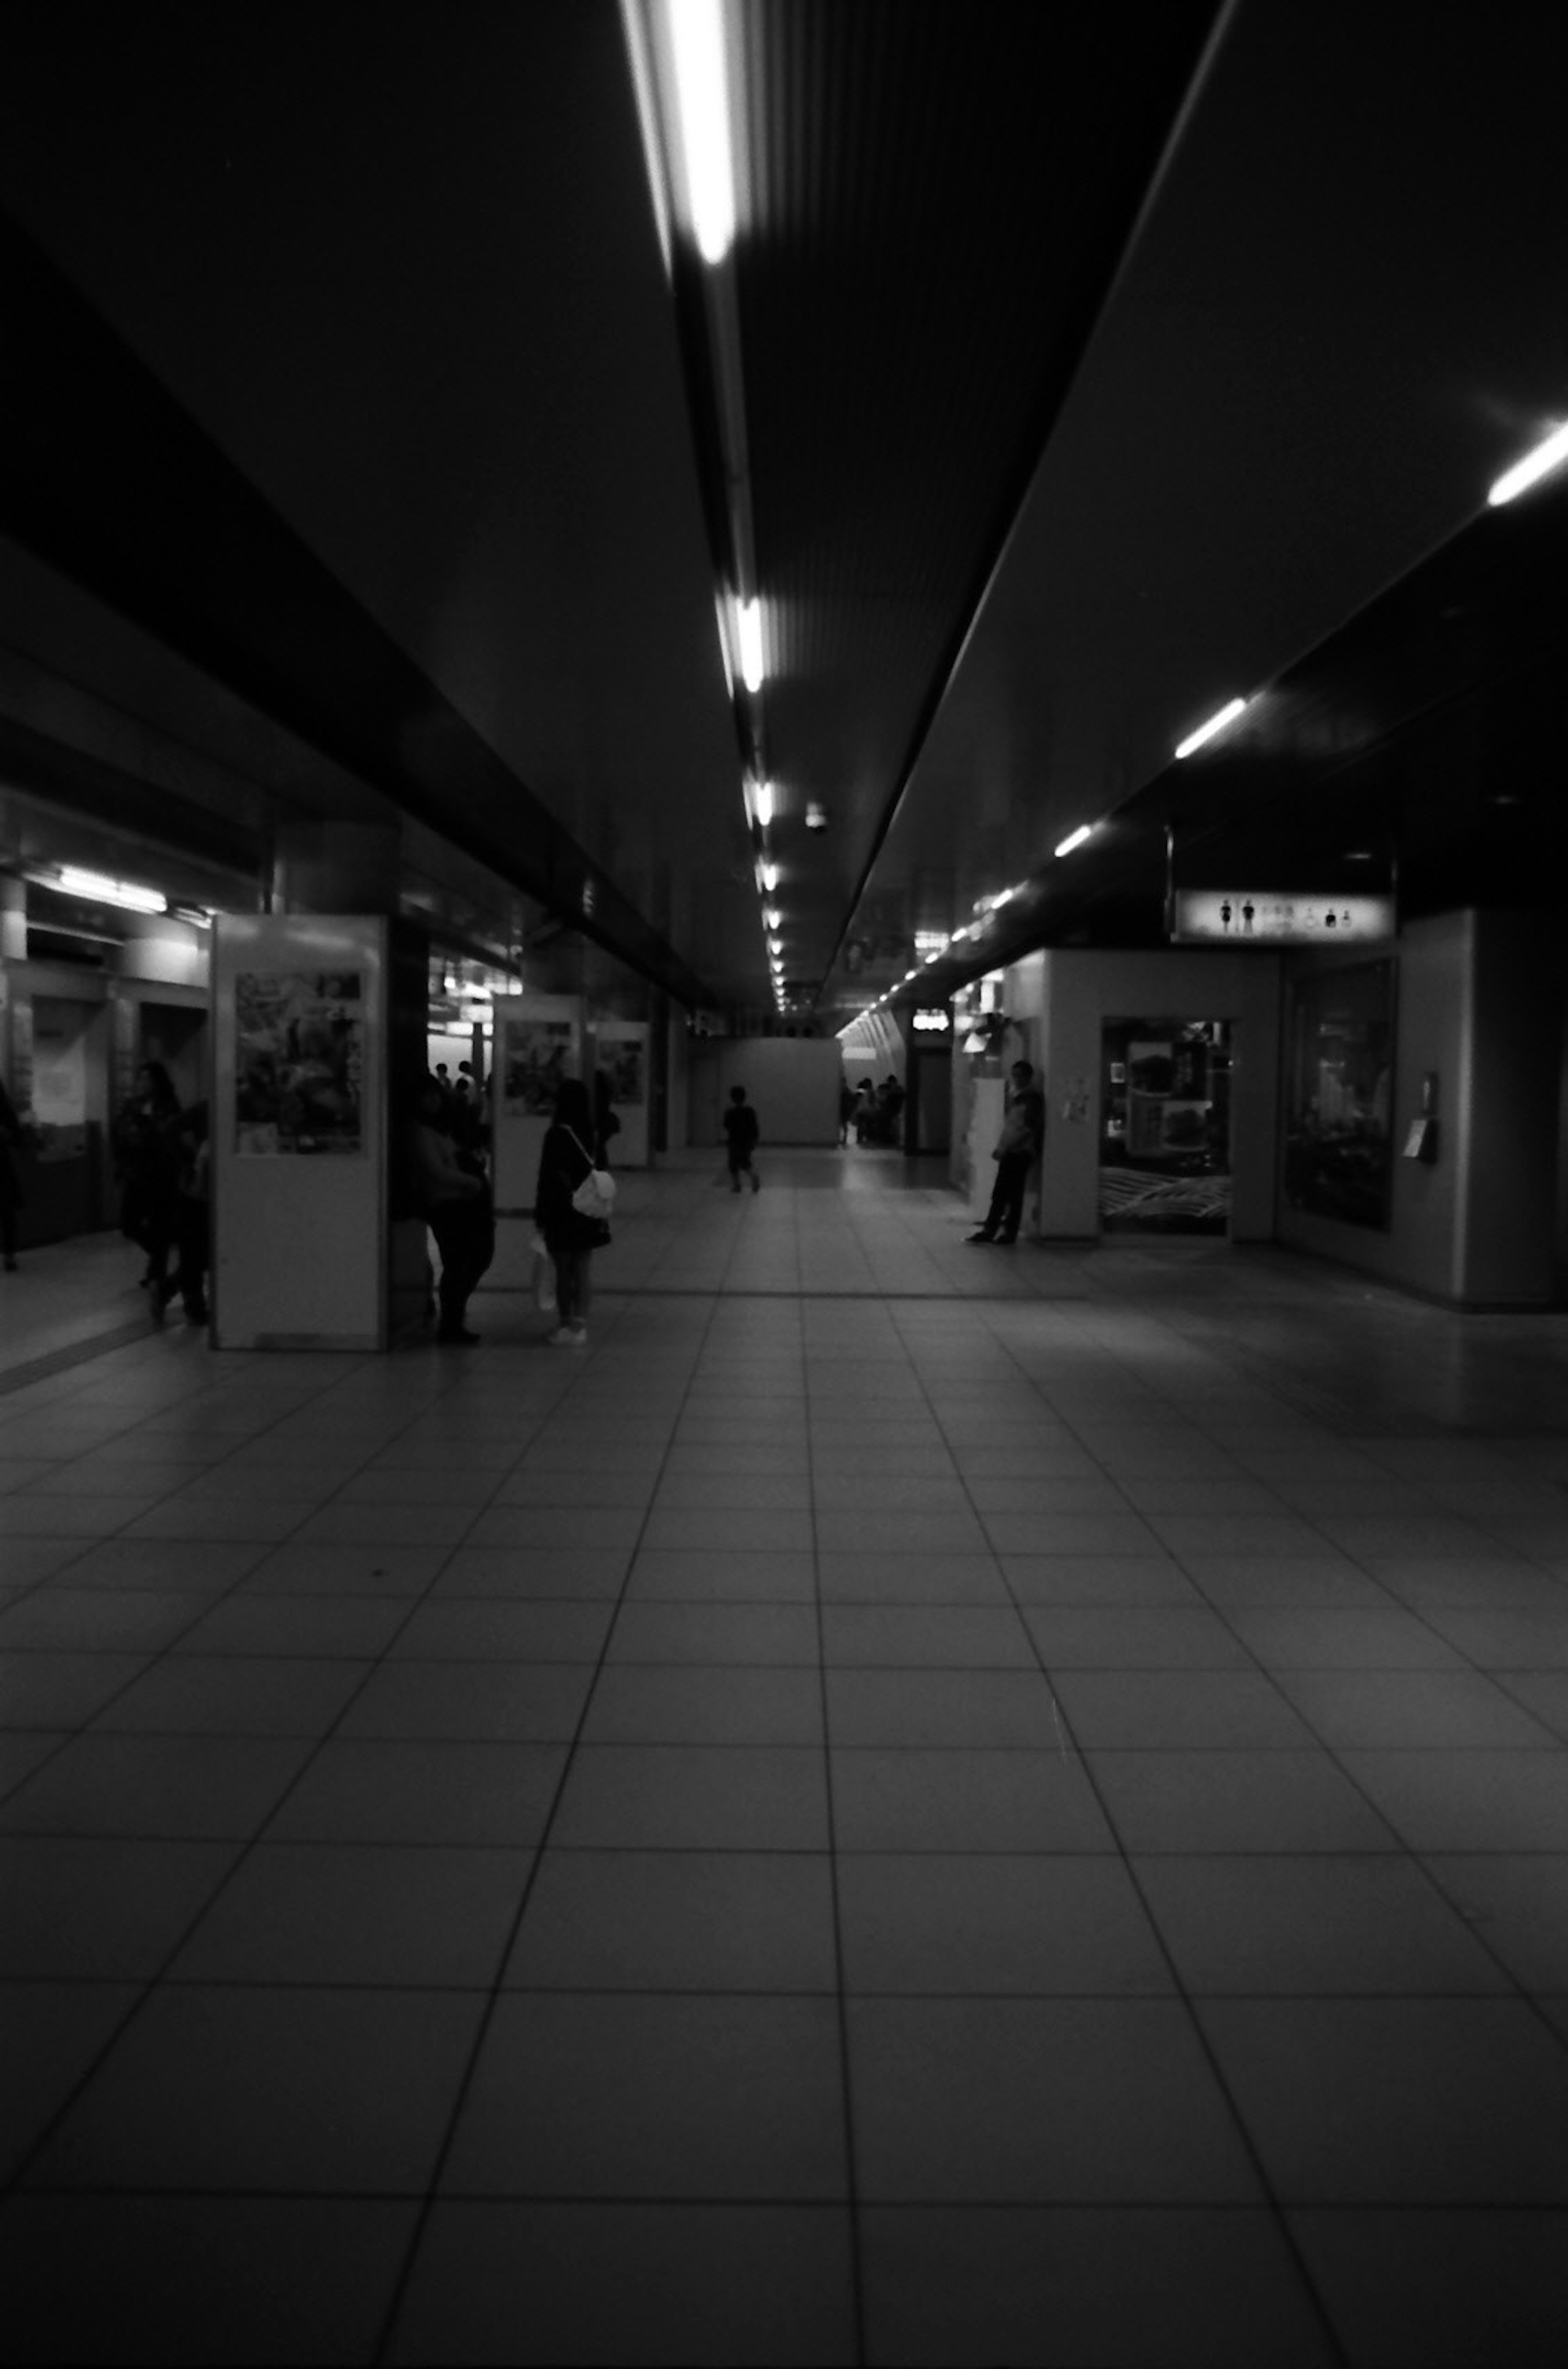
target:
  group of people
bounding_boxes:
[842,1074,905,1146]
[412,1069,622,1348]
[113,1061,211,1322]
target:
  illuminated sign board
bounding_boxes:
[912,1007,951,1032]
[1172,890,1395,946]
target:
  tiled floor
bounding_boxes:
[4,1148,1568,2364]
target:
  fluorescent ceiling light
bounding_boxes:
[750,777,774,828]
[736,597,764,693]
[764,906,782,929]
[666,0,735,265]
[924,951,942,964]
[1488,421,1568,506]
[1054,823,1094,858]
[768,936,782,956]
[56,865,167,914]
[760,861,779,892]
[1175,697,1248,760]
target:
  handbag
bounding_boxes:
[565,1130,616,1222]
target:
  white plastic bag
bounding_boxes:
[530,1232,557,1315]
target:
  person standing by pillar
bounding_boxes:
[968,1059,1045,1245]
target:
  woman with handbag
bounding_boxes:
[533,1076,612,1347]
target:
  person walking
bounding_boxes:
[534,1076,609,1346]
[968,1059,1046,1245]
[722,1083,761,1193]
[413,1077,493,1342]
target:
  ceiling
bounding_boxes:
[0,1,1565,1025]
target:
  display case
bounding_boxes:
[1283,960,1393,1229]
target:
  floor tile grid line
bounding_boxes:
[1149,1605,1568,2050]
[806,1336,871,2369]
[918,1315,1365,2360]
[363,1290,743,2369]
[968,1495,1356,2367]
[0,1348,598,2191]
[1002,1347,1568,2062]
[1118,1405,1568,1992]
[0,1440,510,2200]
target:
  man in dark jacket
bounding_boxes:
[968,1060,1045,1244]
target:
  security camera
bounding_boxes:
[805,802,828,832]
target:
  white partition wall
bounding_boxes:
[212,914,388,1349]
[491,995,582,1214]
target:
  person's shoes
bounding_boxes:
[750,1170,760,1193]
[437,1325,481,1344]
[965,1230,996,1243]
[994,1234,1018,1245]
[546,1324,587,1347]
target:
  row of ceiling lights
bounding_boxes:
[848,410,1568,1024]
[625,0,798,1014]
[17,863,212,927]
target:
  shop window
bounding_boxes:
[1100,1019,1232,1233]
[1284,960,1393,1229]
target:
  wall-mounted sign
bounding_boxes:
[1172,890,1395,946]
[912,1007,951,1033]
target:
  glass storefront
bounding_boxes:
[1283,959,1394,1229]
[1099,1018,1232,1234]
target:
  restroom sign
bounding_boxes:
[912,1007,950,1032]
[1172,890,1394,945]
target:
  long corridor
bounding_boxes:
[4,1151,1568,2366]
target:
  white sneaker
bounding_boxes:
[547,1324,588,1347]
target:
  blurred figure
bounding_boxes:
[534,1077,609,1345]
[723,1084,761,1193]
[0,1076,24,1271]
[412,1077,492,1343]
[115,1062,183,1303]
[154,1102,211,1325]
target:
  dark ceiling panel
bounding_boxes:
[726,0,1222,988]
[0,206,717,1009]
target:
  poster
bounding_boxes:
[500,1016,575,1116]
[596,1028,645,1109]
[234,971,365,1154]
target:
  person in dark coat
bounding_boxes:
[116,1061,183,1302]
[412,1077,493,1342]
[534,1076,608,1346]
[722,1084,761,1192]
